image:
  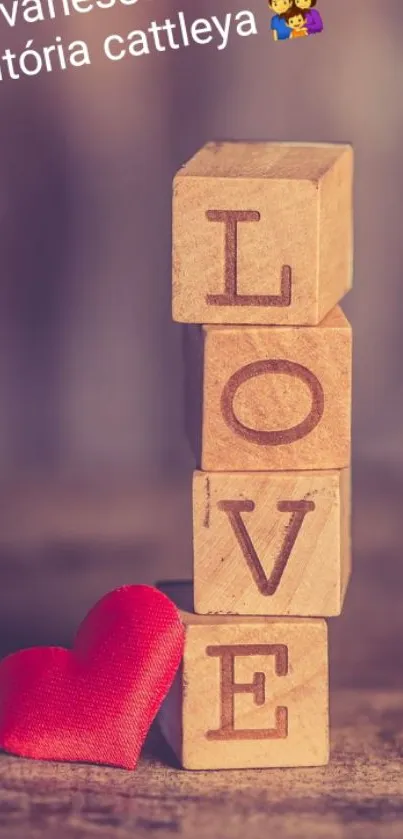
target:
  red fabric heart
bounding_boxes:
[0,585,184,769]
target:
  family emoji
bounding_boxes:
[269,0,323,40]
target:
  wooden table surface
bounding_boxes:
[0,465,402,838]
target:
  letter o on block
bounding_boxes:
[197,307,352,471]
[221,360,325,447]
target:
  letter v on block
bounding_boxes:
[217,499,315,596]
[193,470,351,617]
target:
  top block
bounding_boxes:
[172,142,353,326]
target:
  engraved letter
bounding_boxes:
[221,359,325,446]
[205,210,292,308]
[218,499,315,595]
[206,644,288,741]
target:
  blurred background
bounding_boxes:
[0,0,401,688]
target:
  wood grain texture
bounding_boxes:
[0,471,401,836]
[193,468,351,617]
[0,689,402,839]
[189,307,352,471]
[172,142,353,326]
[159,583,329,770]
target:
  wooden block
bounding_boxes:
[193,468,351,617]
[186,306,352,471]
[158,583,329,770]
[172,142,353,326]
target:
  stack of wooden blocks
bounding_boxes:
[160,141,353,770]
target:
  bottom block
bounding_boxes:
[158,583,329,770]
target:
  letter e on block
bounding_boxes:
[196,306,352,471]
[172,142,353,326]
[158,583,329,770]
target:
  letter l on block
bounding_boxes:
[205,210,292,308]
